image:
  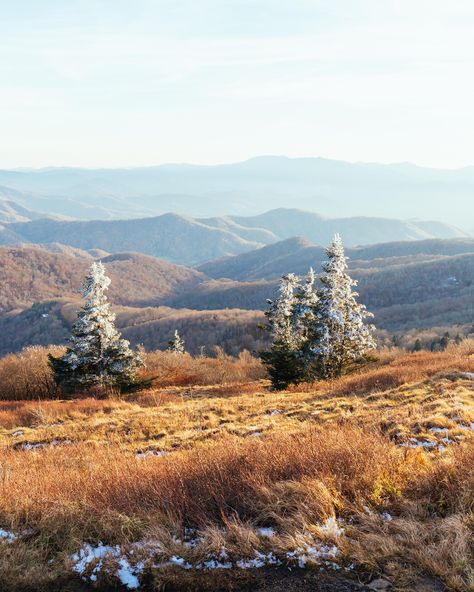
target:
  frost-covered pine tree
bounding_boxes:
[305,235,376,379]
[167,330,185,354]
[49,261,144,390]
[294,267,319,343]
[260,273,306,389]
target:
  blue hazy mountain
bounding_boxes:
[0,156,473,226]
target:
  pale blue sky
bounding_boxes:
[1,0,474,168]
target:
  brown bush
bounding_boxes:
[0,346,64,401]
[0,345,266,401]
[142,348,265,387]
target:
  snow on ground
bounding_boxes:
[17,439,72,451]
[286,544,339,568]
[136,448,168,459]
[459,372,474,380]
[0,528,16,542]
[257,527,276,538]
[236,551,281,569]
[319,516,345,537]
[72,543,144,589]
[70,520,347,587]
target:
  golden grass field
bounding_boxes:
[1,344,474,591]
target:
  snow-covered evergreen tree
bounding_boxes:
[294,267,319,343]
[49,261,144,389]
[167,330,185,354]
[260,273,306,389]
[305,235,376,379]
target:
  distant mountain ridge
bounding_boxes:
[0,188,46,223]
[0,208,468,266]
[1,156,474,224]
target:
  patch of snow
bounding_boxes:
[440,437,455,444]
[197,559,233,570]
[236,551,281,569]
[257,527,275,538]
[319,516,344,537]
[168,555,192,569]
[458,372,474,380]
[71,543,143,589]
[429,427,448,434]
[116,558,141,589]
[0,528,16,542]
[248,431,262,437]
[286,544,339,568]
[11,430,24,437]
[266,410,281,416]
[136,449,168,459]
[19,439,72,451]
[381,512,393,522]
[400,438,438,449]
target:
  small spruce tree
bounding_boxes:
[260,273,306,390]
[168,330,185,354]
[305,235,376,379]
[49,262,144,390]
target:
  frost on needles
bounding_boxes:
[49,262,144,390]
[305,234,376,380]
[167,330,185,354]
[261,235,376,389]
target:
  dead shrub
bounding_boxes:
[0,346,63,401]
[143,348,265,387]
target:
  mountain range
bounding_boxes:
[199,236,474,280]
[0,207,469,266]
[1,156,474,226]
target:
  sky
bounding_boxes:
[1,0,474,169]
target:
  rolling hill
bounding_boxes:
[199,236,474,280]
[0,208,468,266]
[3,237,474,355]
[0,247,205,312]
[1,157,474,225]
[221,208,469,245]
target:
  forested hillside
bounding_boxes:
[199,236,474,280]
[0,247,205,311]
[0,207,469,265]
[2,238,474,355]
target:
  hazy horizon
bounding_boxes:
[3,153,474,173]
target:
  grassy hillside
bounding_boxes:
[1,345,474,590]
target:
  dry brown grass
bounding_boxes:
[1,343,474,590]
[0,345,64,401]
[0,345,265,402]
[142,347,265,386]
